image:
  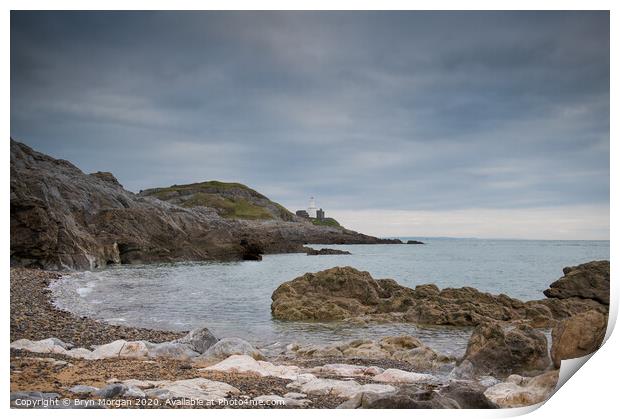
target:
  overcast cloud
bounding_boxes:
[10,11,610,239]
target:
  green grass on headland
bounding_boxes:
[180,192,272,220]
[311,217,341,228]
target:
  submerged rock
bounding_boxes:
[459,322,550,378]
[551,309,607,368]
[304,247,352,256]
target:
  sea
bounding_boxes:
[50,238,610,358]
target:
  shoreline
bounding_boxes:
[10,267,443,409]
[10,262,608,409]
[10,268,184,347]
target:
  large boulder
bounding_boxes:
[459,322,550,378]
[483,370,558,408]
[202,355,301,380]
[551,310,607,368]
[271,267,414,321]
[543,261,610,305]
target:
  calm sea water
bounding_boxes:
[51,238,609,357]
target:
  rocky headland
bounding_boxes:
[10,139,399,271]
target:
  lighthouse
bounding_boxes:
[307,197,318,218]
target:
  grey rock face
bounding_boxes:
[10,139,397,270]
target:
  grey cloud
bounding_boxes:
[10,11,609,233]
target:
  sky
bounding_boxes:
[10,11,610,239]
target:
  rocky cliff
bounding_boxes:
[10,139,399,270]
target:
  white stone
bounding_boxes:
[142,378,239,402]
[483,371,558,408]
[121,379,157,389]
[91,340,128,359]
[287,376,395,399]
[372,368,437,384]
[124,386,146,398]
[66,348,95,359]
[12,338,199,361]
[10,338,69,355]
[202,355,300,379]
[310,363,383,377]
[146,342,199,360]
[119,341,150,358]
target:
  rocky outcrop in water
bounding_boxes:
[10,139,399,270]
[303,247,352,256]
[543,260,610,305]
[270,263,609,327]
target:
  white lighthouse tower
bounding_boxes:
[307,197,318,218]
